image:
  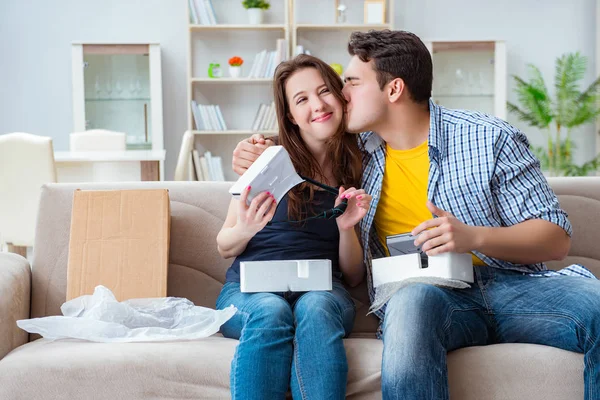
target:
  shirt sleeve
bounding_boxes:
[492,128,572,236]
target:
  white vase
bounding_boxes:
[229,66,242,78]
[247,8,263,24]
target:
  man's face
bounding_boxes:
[342,56,388,134]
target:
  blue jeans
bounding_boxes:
[216,281,356,400]
[381,266,600,400]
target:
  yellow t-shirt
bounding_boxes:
[374,141,484,266]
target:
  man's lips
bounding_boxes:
[312,112,333,122]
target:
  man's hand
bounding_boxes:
[412,201,480,256]
[232,134,275,175]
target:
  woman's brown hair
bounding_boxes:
[273,54,362,222]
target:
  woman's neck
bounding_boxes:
[306,144,336,186]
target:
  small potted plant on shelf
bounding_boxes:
[228,56,244,78]
[242,0,270,25]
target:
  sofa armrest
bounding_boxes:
[0,252,31,360]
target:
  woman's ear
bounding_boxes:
[287,113,297,125]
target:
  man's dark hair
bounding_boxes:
[348,30,433,104]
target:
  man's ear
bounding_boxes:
[387,78,404,103]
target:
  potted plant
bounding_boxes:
[242,0,270,25]
[507,52,600,176]
[228,56,244,78]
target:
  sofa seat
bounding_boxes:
[0,335,582,400]
[2,179,597,399]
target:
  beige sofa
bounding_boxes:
[1,178,598,399]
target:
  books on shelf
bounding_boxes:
[295,45,312,56]
[252,101,278,132]
[192,149,225,181]
[247,39,288,78]
[191,101,228,131]
[189,0,217,25]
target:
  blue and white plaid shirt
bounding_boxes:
[358,100,593,321]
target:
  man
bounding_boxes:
[232,30,600,399]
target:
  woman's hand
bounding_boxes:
[334,187,372,231]
[235,186,277,237]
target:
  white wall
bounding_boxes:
[398,0,598,164]
[0,0,597,175]
[0,0,188,179]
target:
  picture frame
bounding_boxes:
[364,0,386,24]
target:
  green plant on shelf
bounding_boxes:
[242,0,270,10]
[507,52,600,176]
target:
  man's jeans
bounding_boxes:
[381,265,600,400]
[216,281,355,400]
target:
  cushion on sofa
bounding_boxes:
[0,337,582,400]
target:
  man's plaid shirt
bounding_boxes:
[357,100,574,320]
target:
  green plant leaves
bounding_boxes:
[508,52,600,176]
[242,0,270,10]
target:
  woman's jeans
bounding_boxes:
[216,281,356,400]
[381,266,600,400]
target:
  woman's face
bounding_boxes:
[285,67,343,146]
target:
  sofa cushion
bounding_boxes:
[28,178,600,340]
[30,182,380,337]
[0,337,583,400]
[0,337,381,400]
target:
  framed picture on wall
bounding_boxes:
[364,0,385,24]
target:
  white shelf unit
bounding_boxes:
[190,24,287,30]
[186,0,292,181]
[293,0,394,67]
[184,0,396,181]
[424,40,507,120]
[191,130,278,136]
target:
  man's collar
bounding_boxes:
[428,99,445,160]
[359,98,445,158]
[360,131,383,154]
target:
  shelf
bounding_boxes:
[192,130,278,135]
[190,24,286,30]
[432,41,496,53]
[433,94,494,98]
[191,78,272,83]
[85,98,151,102]
[295,23,391,30]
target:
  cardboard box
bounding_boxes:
[372,252,474,288]
[66,189,170,302]
[240,259,332,293]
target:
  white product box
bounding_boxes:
[229,145,303,206]
[372,252,474,288]
[240,259,333,293]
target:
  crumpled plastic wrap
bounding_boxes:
[17,285,237,343]
[369,277,470,314]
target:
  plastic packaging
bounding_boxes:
[17,285,236,343]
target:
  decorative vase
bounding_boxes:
[247,8,263,24]
[229,65,242,78]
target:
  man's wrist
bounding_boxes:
[472,226,490,253]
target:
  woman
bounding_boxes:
[215,54,371,400]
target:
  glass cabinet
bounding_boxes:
[71,43,164,151]
[424,40,507,120]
